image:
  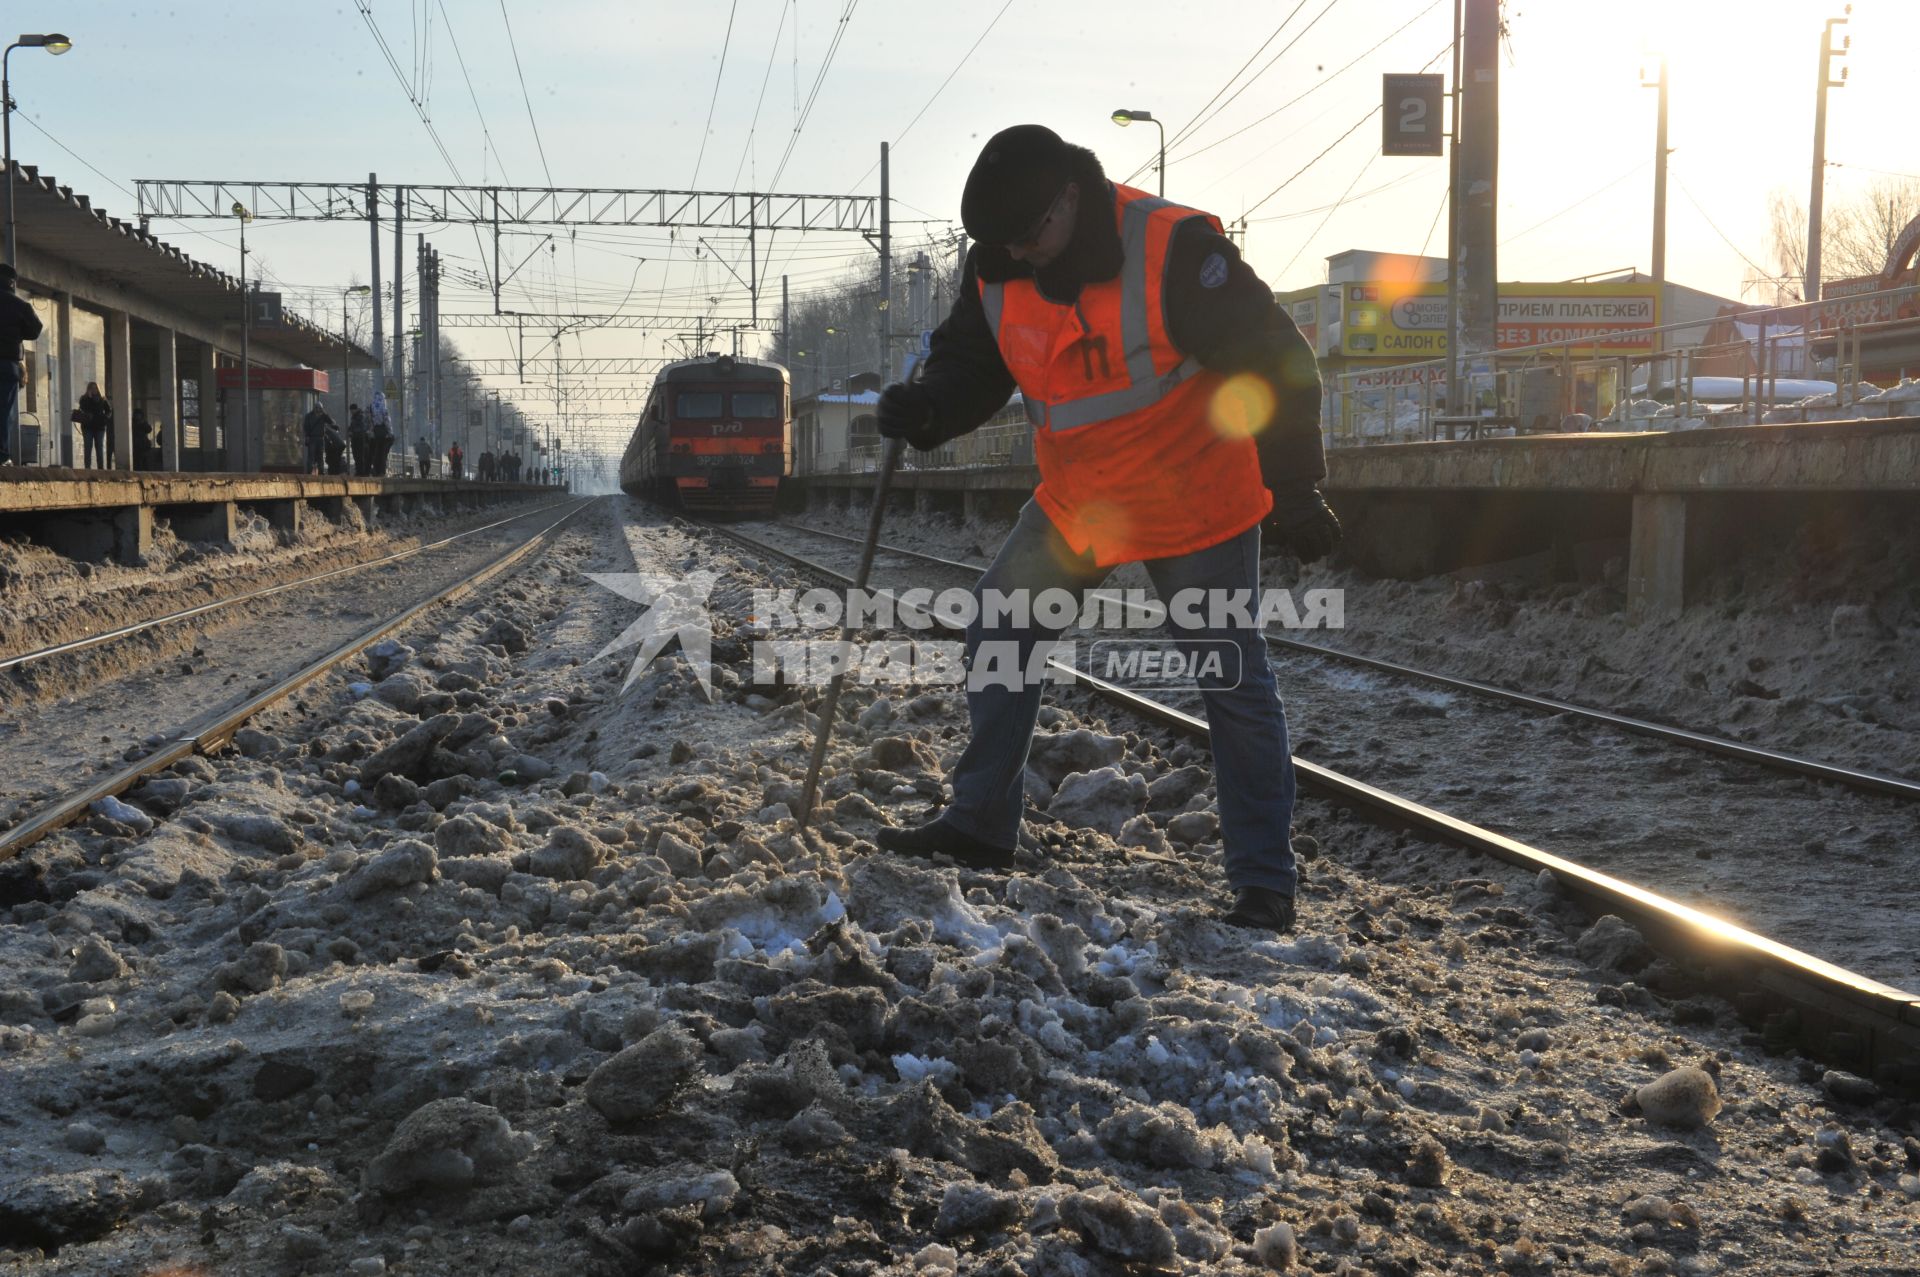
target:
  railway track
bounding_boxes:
[776,520,1920,802]
[0,497,598,864]
[697,515,1920,1085]
[0,494,579,676]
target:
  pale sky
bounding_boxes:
[11,1,1912,464]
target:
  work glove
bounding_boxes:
[876,382,942,451]
[1265,485,1342,564]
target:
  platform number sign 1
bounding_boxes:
[251,291,283,327]
[1382,74,1444,157]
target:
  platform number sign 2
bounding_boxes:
[1382,74,1444,157]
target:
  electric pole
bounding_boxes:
[392,185,405,460]
[368,173,383,392]
[1805,7,1851,304]
[1644,54,1669,353]
[1449,0,1499,422]
[879,142,892,381]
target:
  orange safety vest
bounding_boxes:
[979,183,1271,566]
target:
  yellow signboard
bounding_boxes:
[1340,281,1662,358]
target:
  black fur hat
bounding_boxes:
[962,124,1075,246]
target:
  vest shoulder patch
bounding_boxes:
[1199,253,1229,289]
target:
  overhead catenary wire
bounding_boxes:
[1418,179,1448,257]
[768,0,861,192]
[1168,0,1445,170]
[1500,159,1648,246]
[355,1,469,185]
[691,0,741,189]
[1127,0,1344,186]
[729,0,795,191]
[1673,172,1781,285]
[840,0,1019,194]
[1127,0,1312,184]
[434,0,510,184]
[1276,150,1378,280]
[1238,41,1448,221]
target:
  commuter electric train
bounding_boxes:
[619,355,792,516]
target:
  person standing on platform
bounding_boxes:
[0,264,43,466]
[78,381,111,469]
[870,124,1338,935]
[347,404,371,476]
[301,401,333,475]
[369,390,394,475]
[132,407,156,470]
[324,422,349,475]
[414,437,433,478]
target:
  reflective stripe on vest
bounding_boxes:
[980,194,1206,432]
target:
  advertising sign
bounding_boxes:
[1340,282,1662,357]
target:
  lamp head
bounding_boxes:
[346,284,372,295]
[19,34,73,54]
[1111,109,1152,126]
[231,202,252,222]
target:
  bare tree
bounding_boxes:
[1764,177,1920,302]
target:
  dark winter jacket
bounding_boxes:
[302,405,333,442]
[78,391,112,434]
[0,288,42,361]
[918,144,1325,493]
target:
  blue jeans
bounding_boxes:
[941,500,1298,895]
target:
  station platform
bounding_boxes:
[0,468,555,565]
[792,415,1920,620]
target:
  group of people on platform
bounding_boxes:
[301,392,396,477]
[440,441,525,482]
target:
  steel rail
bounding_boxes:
[0,496,576,676]
[706,518,1920,1078]
[769,520,1920,802]
[0,498,598,865]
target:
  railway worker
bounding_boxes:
[0,263,43,466]
[872,124,1338,934]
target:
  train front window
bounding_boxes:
[675,392,724,418]
[730,391,780,418]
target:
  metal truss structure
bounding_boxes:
[134,181,878,233]
[453,358,676,376]
[480,385,650,403]
[433,313,777,331]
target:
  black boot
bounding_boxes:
[1222,885,1296,934]
[874,818,1015,871]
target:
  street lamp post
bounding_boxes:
[1110,108,1165,196]
[3,32,70,465]
[232,201,253,471]
[3,33,72,269]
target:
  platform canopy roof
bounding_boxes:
[7,162,378,370]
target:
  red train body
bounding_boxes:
[619,355,792,516]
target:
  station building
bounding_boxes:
[8,163,376,473]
